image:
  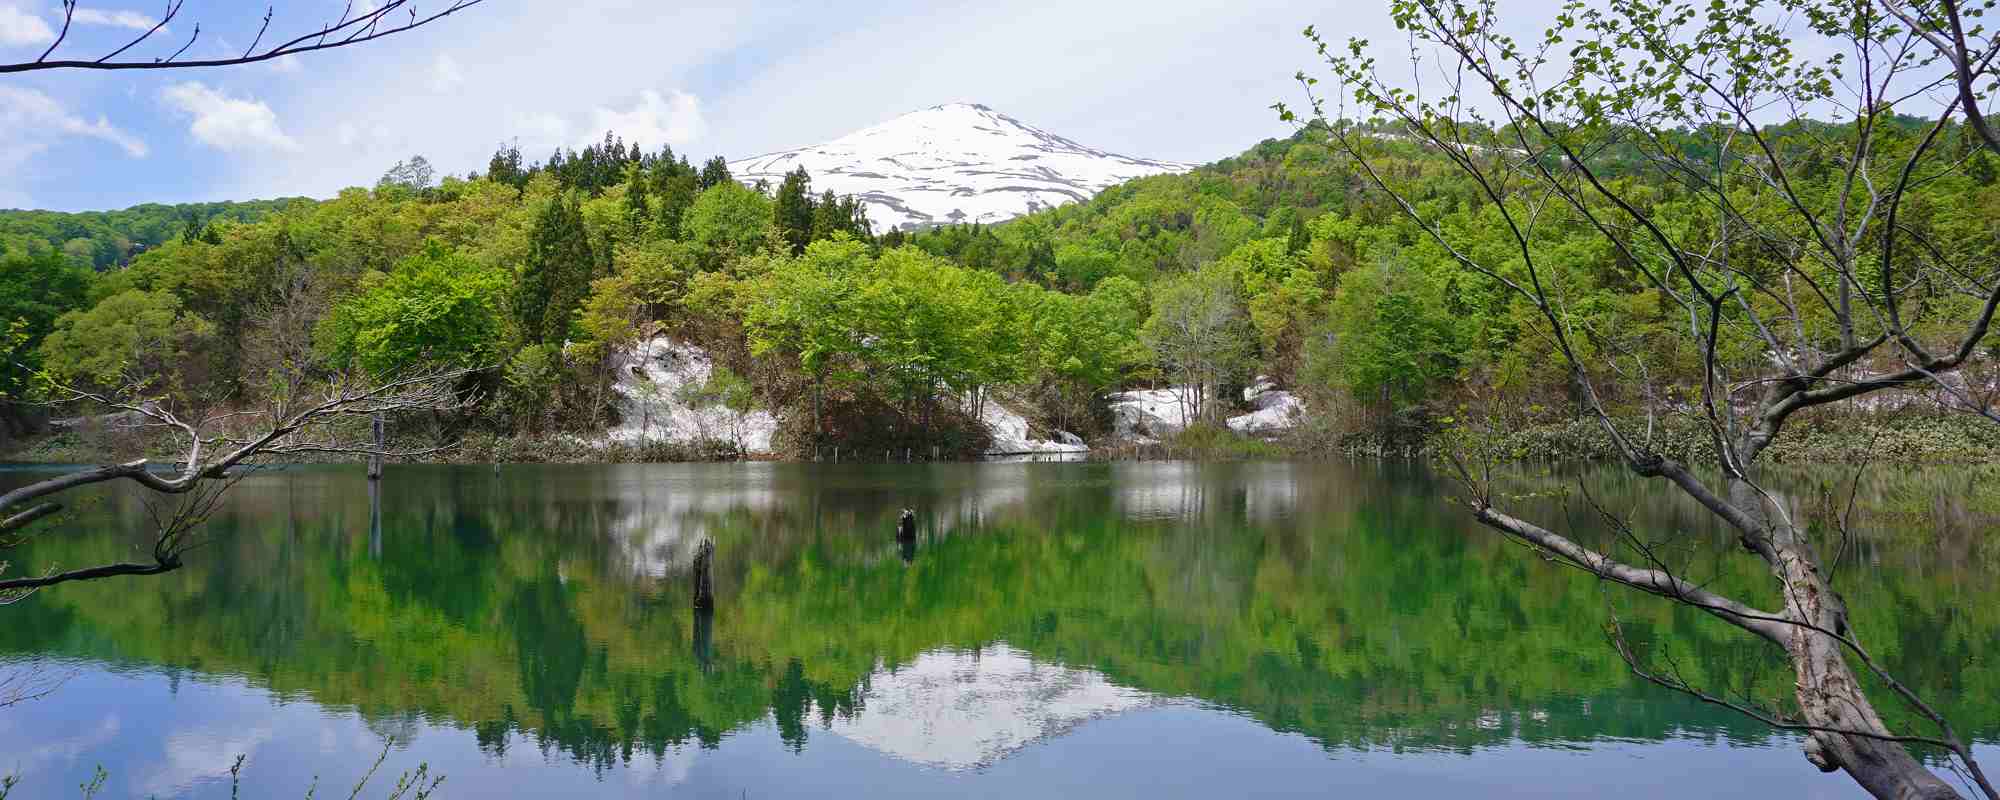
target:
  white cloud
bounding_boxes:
[70,7,162,32]
[511,111,571,151]
[335,120,397,151]
[584,89,703,149]
[140,722,274,799]
[159,82,300,153]
[0,2,54,45]
[266,54,301,73]
[0,86,148,156]
[429,54,464,92]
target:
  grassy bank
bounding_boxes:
[1096,411,2000,465]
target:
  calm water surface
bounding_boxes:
[0,461,1993,798]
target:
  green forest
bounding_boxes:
[4,119,1996,458]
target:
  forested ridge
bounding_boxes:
[3,119,1995,457]
[0,198,306,270]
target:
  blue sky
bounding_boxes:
[0,0,1416,212]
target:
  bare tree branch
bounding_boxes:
[0,367,477,596]
[0,0,485,74]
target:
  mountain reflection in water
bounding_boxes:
[0,461,1992,799]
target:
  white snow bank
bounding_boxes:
[1108,379,1303,439]
[607,337,778,453]
[1107,387,1192,441]
[980,401,1087,456]
[1228,376,1303,435]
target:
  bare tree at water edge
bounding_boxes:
[1283,0,2000,797]
[0,369,474,602]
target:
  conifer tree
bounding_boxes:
[809,189,842,243]
[519,193,596,344]
[654,167,699,241]
[1026,238,1057,280]
[839,197,873,241]
[698,156,733,190]
[487,142,526,189]
[623,163,652,229]
[774,168,815,255]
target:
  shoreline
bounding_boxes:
[6,410,1995,467]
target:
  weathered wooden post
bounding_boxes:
[368,475,382,558]
[366,411,384,480]
[691,538,715,611]
[691,537,716,672]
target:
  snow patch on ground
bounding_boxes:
[1107,387,1191,441]
[980,401,1087,457]
[1228,377,1303,435]
[607,337,777,453]
[1108,380,1302,440]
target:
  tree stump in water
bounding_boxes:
[691,602,714,673]
[366,411,384,480]
[691,538,715,611]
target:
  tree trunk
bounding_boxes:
[366,411,384,480]
[1727,475,1962,799]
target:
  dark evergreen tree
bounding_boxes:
[839,197,873,241]
[774,168,814,255]
[623,163,652,228]
[698,156,732,190]
[179,211,203,245]
[520,193,595,344]
[809,189,843,244]
[1025,238,1057,280]
[488,142,527,189]
[653,162,698,241]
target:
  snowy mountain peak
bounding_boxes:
[729,103,1192,231]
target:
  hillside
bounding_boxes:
[0,198,309,270]
[5,118,1994,459]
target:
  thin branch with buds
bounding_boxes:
[3,0,485,74]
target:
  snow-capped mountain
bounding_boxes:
[728,103,1192,230]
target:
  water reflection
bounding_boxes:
[826,643,1157,771]
[0,461,1992,798]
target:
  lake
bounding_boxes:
[0,461,1993,798]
